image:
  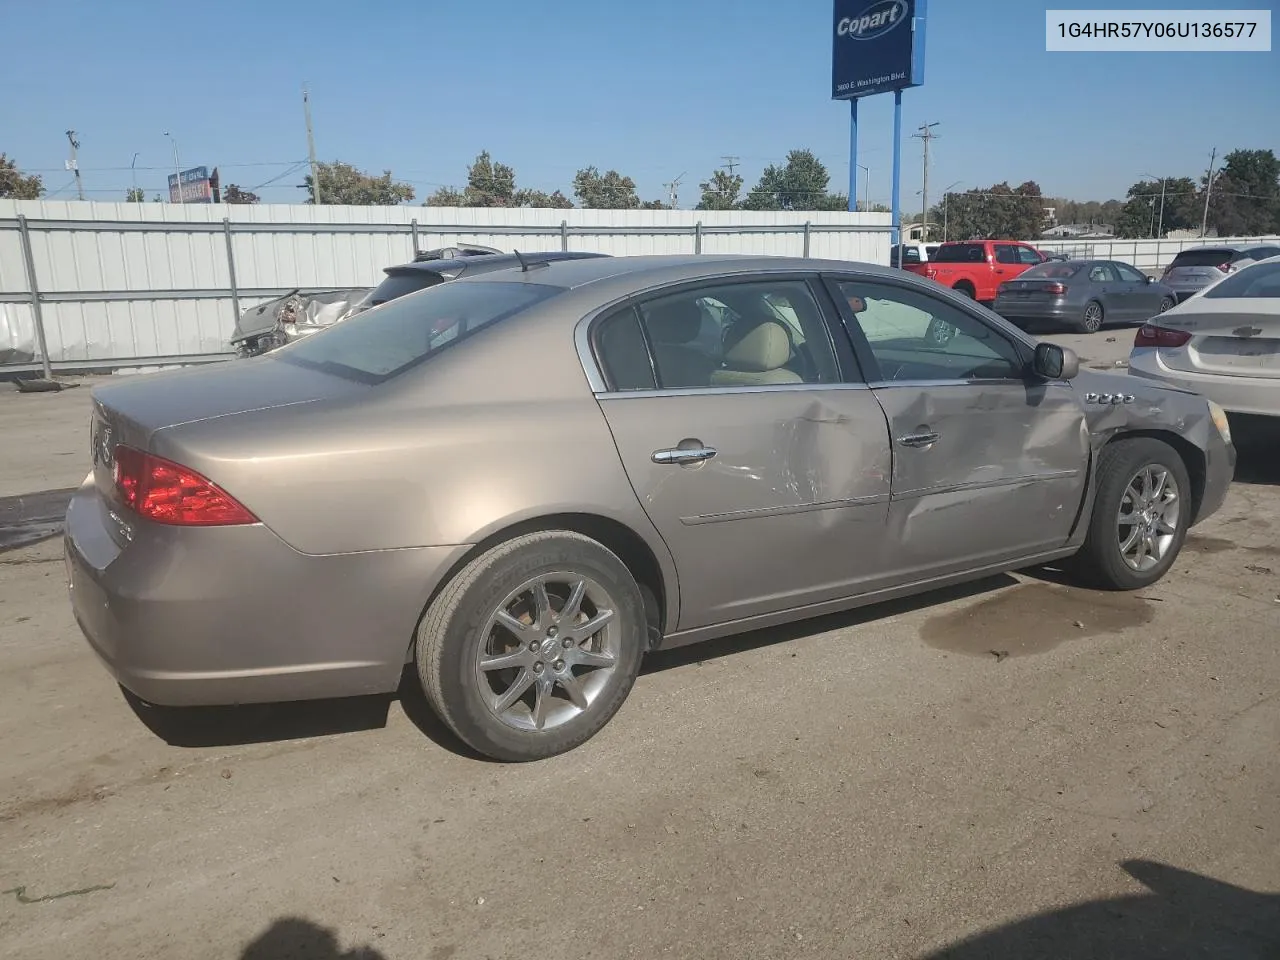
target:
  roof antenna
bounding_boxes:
[513,249,529,272]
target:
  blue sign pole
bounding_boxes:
[847,99,859,212]
[891,89,902,249]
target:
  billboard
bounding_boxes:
[168,166,213,204]
[832,0,927,100]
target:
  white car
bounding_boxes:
[1128,256,1280,418]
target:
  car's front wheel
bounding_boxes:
[1068,437,1191,590]
[416,531,647,761]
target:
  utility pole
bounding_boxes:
[911,122,939,239]
[304,84,321,205]
[857,164,871,211]
[65,130,85,201]
[721,156,739,177]
[164,131,181,202]
[1200,147,1217,238]
[664,172,686,210]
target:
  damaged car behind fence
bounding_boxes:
[230,245,609,358]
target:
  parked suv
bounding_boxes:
[1161,244,1280,303]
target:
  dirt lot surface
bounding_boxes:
[2,342,1278,960]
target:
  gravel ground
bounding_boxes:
[1,345,1277,960]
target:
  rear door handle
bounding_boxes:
[897,432,940,448]
[652,445,718,465]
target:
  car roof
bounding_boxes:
[384,250,609,278]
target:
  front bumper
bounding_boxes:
[1195,428,1235,526]
[64,475,465,707]
[1129,349,1280,418]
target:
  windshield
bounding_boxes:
[1020,262,1082,279]
[1203,261,1280,299]
[367,271,446,306]
[931,243,987,263]
[276,280,561,383]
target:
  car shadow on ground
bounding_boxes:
[122,575,1017,760]
[1230,415,1280,486]
[918,859,1279,959]
[238,916,388,959]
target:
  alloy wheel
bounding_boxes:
[1116,464,1180,572]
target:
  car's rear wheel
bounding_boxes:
[953,282,976,299]
[925,317,957,346]
[1157,296,1174,314]
[1068,437,1191,590]
[416,531,646,762]
[1081,300,1104,333]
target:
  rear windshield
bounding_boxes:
[1020,262,1081,279]
[1203,261,1280,299]
[277,280,561,384]
[894,245,924,264]
[367,270,446,306]
[931,243,987,263]
[1169,249,1235,268]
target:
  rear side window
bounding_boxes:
[931,243,987,263]
[1170,249,1235,268]
[594,308,657,390]
[367,271,445,306]
[277,280,561,383]
[1203,261,1280,299]
[994,245,1020,265]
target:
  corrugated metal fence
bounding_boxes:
[0,201,892,374]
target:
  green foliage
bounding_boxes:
[1112,177,1200,238]
[696,169,744,210]
[573,167,640,209]
[221,184,259,204]
[0,154,43,199]
[740,150,845,211]
[304,161,414,205]
[929,181,1045,241]
[427,152,574,208]
[125,187,145,203]
[513,188,574,209]
[1204,149,1280,236]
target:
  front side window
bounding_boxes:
[278,280,561,383]
[593,280,840,390]
[1016,246,1045,265]
[834,279,1025,383]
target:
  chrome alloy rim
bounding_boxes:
[475,574,619,731]
[1117,464,1180,572]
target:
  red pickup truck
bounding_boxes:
[903,240,1048,303]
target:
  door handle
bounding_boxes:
[897,432,940,448]
[652,445,718,465]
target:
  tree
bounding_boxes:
[929,181,1046,241]
[696,169,744,210]
[573,166,640,209]
[424,187,465,207]
[222,184,259,204]
[0,154,44,199]
[303,161,414,205]
[1204,149,1280,236]
[740,149,843,211]
[125,187,145,203]
[513,188,573,209]
[460,150,515,207]
[1113,177,1199,238]
[640,198,669,209]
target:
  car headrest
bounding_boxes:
[645,301,702,344]
[722,320,792,372]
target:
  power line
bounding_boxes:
[721,155,740,176]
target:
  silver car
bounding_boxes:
[65,255,1235,761]
[1129,255,1280,418]
[993,259,1177,333]
[1161,244,1280,303]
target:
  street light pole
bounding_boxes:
[1139,173,1167,239]
[164,132,181,203]
[857,164,870,211]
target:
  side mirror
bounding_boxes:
[1145,275,1155,284]
[1033,342,1079,380]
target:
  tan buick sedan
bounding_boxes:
[65,254,1235,761]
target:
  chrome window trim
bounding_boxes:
[595,382,872,401]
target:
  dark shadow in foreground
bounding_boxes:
[921,859,1279,960]
[1230,414,1280,487]
[239,917,386,960]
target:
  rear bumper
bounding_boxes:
[64,475,465,706]
[992,299,1072,321]
[1128,349,1280,418]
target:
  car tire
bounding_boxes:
[1157,296,1174,314]
[1080,300,1104,333]
[925,317,957,346]
[1068,437,1192,591]
[954,283,976,299]
[416,530,647,762]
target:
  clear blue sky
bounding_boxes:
[2,0,1276,208]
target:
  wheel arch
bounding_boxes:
[410,512,676,660]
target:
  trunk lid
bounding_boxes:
[88,357,365,505]
[1151,300,1280,379]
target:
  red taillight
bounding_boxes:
[1134,324,1192,349]
[112,445,257,526]
[1217,262,1233,273]
[1044,281,1067,295]
[925,267,938,279]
